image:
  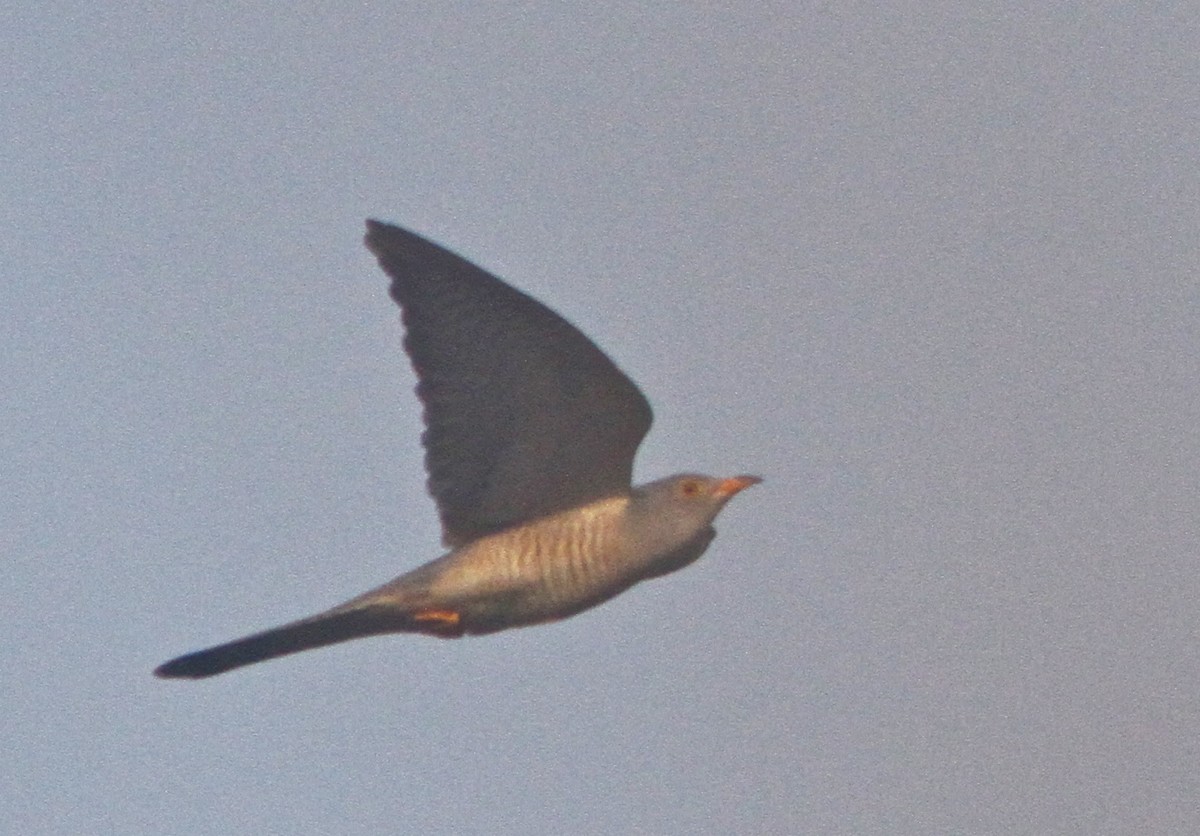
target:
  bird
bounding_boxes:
[154,220,760,679]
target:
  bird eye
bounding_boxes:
[680,479,701,497]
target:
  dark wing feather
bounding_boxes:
[364,221,652,546]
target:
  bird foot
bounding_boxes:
[412,609,464,637]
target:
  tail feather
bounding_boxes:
[154,606,405,679]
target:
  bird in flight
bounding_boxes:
[155,221,760,678]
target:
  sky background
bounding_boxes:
[5,3,1199,834]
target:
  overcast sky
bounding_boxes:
[5,4,1199,834]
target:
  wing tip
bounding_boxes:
[363,218,394,255]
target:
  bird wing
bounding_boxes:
[364,221,653,547]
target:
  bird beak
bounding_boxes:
[713,475,763,497]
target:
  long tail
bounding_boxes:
[154,605,414,679]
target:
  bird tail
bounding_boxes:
[154,605,413,679]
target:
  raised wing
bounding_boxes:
[365,221,653,547]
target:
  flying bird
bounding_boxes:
[155,221,760,678]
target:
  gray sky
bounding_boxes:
[5,4,1199,834]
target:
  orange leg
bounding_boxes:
[412,609,464,637]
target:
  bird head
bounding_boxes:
[628,473,761,554]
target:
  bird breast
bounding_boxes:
[424,495,654,621]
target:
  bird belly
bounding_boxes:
[422,498,643,633]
